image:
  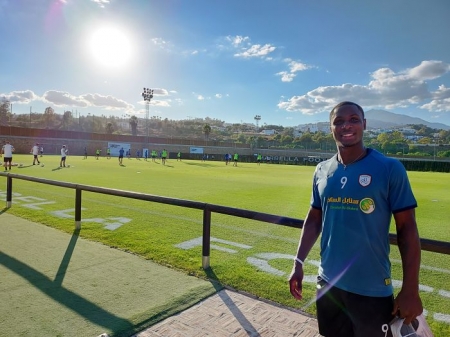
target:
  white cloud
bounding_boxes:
[5,87,170,114]
[215,94,222,98]
[278,60,450,115]
[225,35,276,60]
[41,91,134,111]
[287,59,311,73]
[80,93,133,110]
[235,43,276,59]
[276,59,313,82]
[152,88,169,96]
[2,90,39,104]
[420,85,450,112]
[226,35,250,47]
[152,38,201,57]
[276,71,296,83]
[431,85,450,101]
[43,91,89,107]
[407,60,450,81]
[197,95,205,100]
[149,100,171,107]
[151,38,172,51]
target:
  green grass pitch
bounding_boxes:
[2,153,450,336]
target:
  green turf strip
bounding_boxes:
[0,213,219,337]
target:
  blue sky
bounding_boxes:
[1,0,450,127]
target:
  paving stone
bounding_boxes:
[132,289,320,337]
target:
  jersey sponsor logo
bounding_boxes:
[359,174,372,187]
[359,198,375,214]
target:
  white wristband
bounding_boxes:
[294,257,304,265]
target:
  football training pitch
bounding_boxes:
[2,154,450,336]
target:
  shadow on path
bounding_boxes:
[53,229,79,286]
[206,268,260,337]
[0,229,134,334]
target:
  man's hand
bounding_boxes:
[289,264,304,301]
[392,289,423,325]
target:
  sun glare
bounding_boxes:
[89,25,133,67]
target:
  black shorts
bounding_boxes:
[3,157,12,163]
[316,277,394,337]
[33,155,38,159]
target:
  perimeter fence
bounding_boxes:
[1,172,449,269]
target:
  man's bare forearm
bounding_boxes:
[295,208,322,261]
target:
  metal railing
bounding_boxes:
[2,173,449,269]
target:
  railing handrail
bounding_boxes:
[2,172,449,269]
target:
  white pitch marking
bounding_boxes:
[433,312,450,324]
[391,258,450,274]
[210,245,237,254]
[439,289,450,298]
[247,257,285,276]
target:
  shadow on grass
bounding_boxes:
[204,267,259,335]
[52,167,64,171]
[183,162,216,168]
[0,228,134,334]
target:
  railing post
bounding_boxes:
[202,206,211,269]
[75,188,81,230]
[6,176,12,208]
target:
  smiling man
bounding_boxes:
[289,101,423,337]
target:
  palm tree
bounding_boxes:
[106,122,114,134]
[129,116,138,136]
[203,123,212,140]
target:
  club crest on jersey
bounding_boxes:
[359,175,371,187]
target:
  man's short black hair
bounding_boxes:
[330,101,365,120]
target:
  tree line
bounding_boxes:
[1,99,449,158]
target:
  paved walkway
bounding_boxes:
[132,289,320,337]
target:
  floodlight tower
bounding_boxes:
[142,88,154,144]
[254,115,261,131]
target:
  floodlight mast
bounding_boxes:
[142,88,154,144]
[254,115,261,131]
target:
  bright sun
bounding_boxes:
[89,25,133,67]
